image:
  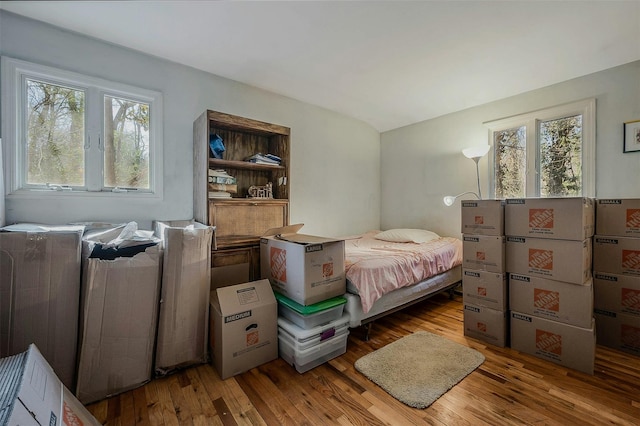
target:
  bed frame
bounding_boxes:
[344,265,462,340]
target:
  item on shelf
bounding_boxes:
[208,169,236,184]
[208,191,232,199]
[208,169,236,198]
[248,182,273,199]
[245,153,281,165]
[209,134,225,159]
[209,183,238,193]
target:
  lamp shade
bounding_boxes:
[462,145,490,160]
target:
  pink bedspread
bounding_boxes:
[344,231,463,313]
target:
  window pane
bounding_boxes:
[494,126,526,198]
[104,95,150,189]
[26,79,85,186]
[539,115,582,197]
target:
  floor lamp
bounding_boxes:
[443,145,490,206]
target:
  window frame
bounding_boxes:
[1,56,163,199]
[485,98,596,198]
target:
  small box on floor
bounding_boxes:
[460,199,505,236]
[462,235,505,273]
[595,198,640,236]
[209,279,278,380]
[505,197,595,240]
[510,311,595,375]
[463,303,509,347]
[260,224,346,305]
[593,236,640,277]
[593,310,640,356]
[462,269,507,311]
[593,272,640,318]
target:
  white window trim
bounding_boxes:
[484,98,595,198]
[1,56,163,200]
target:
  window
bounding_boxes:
[485,99,595,198]
[1,57,162,197]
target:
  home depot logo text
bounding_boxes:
[534,288,560,312]
[529,208,554,229]
[622,250,640,271]
[536,329,562,355]
[627,209,640,229]
[621,288,640,312]
[529,248,553,270]
[270,247,287,282]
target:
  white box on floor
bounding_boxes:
[510,311,595,375]
[593,310,640,356]
[505,236,592,285]
[505,197,595,240]
[209,279,278,380]
[509,273,593,328]
[260,224,346,306]
[460,199,505,236]
[462,269,507,311]
[593,235,640,277]
[153,220,214,375]
[277,313,350,373]
[593,272,640,318]
[596,198,640,236]
[462,235,505,273]
[0,344,101,426]
[463,303,508,347]
[0,224,84,390]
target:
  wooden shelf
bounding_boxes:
[209,158,285,171]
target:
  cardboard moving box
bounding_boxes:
[462,234,505,273]
[260,224,346,306]
[593,235,640,277]
[594,310,640,356]
[505,197,595,240]
[596,198,640,236]
[593,272,640,318]
[509,273,593,328]
[462,269,507,311]
[510,311,595,375]
[461,199,505,236]
[209,279,278,380]
[0,224,84,390]
[505,236,592,285]
[463,303,508,347]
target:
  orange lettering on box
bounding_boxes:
[627,209,640,229]
[270,247,287,282]
[475,215,484,225]
[529,208,554,229]
[536,329,562,355]
[322,262,334,278]
[621,288,640,310]
[477,287,487,296]
[476,252,486,261]
[621,324,640,350]
[529,248,553,270]
[477,322,487,332]
[622,250,640,271]
[246,330,259,346]
[534,288,560,312]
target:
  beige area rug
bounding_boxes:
[354,331,485,409]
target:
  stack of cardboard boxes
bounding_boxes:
[461,200,509,347]
[506,198,596,375]
[593,199,640,356]
[260,224,349,373]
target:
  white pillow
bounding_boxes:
[374,228,440,243]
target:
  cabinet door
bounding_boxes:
[209,200,288,247]
[211,248,251,289]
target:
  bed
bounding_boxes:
[342,229,463,339]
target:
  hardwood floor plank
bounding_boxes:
[144,381,166,426]
[154,376,180,426]
[132,386,151,426]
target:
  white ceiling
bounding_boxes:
[2,1,639,132]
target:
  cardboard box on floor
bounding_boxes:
[505,236,592,285]
[593,235,640,277]
[0,344,100,426]
[461,269,507,311]
[596,198,640,236]
[260,224,346,306]
[0,224,84,391]
[463,303,509,347]
[153,220,214,375]
[462,234,505,273]
[593,272,640,318]
[510,311,595,375]
[509,273,593,328]
[460,199,505,236]
[593,310,640,356]
[76,224,163,404]
[505,197,595,241]
[209,279,278,380]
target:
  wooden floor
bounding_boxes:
[86,292,640,425]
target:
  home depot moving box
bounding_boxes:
[505,236,592,284]
[461,199,505,236]
[593,272,640,318]
[510,312,595,375]
[0,224,84,390]
[593,236,640,277]
[596,198,640,236]
[462,269,507,311]
[505,197,595,240]
[462,235,505,273]
[153,221,214,375]
[509,273,593,328]
[593,311,640,356]
[76,225,162,404]
[209,279,278,379]
[0,344,100,426]
[463,303,508,347]
[260,224,346,306]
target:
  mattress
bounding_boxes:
[344,230,463,314]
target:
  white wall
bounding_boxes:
[0,11,380,236]
[381,60,640,238]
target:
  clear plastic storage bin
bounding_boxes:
[275,292,346,329]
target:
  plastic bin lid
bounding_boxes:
[274,292,346,316]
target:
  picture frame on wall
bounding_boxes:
[623,119,640,153]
